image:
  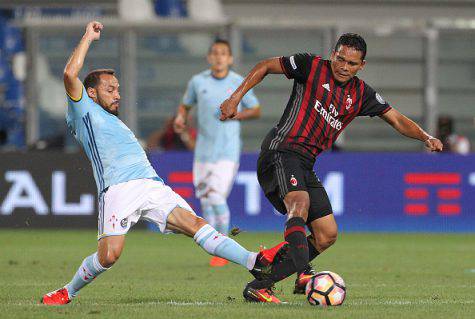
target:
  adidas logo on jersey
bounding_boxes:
[322,83,331,92]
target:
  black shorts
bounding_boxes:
[257,150,333,224]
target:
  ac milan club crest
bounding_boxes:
[345,95,353,110]
[290,175,298,187]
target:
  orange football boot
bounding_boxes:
[209,256,229,267]
[41,287,71,305]
[294,267,317,294]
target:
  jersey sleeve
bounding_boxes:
[358,83,392,117]
[182,76,197,107]
[280,53,315,83]
[67,85,95,118]
[241,88,260,109]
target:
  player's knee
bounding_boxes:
[207,191,226,206]
[287,201,309,220]
[324,232,338,248]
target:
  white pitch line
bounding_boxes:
[349,283,475,288]
[7,284,475,291]
[346,300,475,306]
[85,299,475,307]
[165,301,225,306]
[9,301,226,307]
[78,301,227,307]
[7,299,475,307]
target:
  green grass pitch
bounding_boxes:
[1,230,474,318]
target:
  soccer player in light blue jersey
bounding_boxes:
[41,21,286,305]
[174,39,260,267]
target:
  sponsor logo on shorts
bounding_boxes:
[120,218,128,228]
[290,175,298,187]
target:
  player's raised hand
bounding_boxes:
[220,97,239,121]
[84,21,103,41]
[425,136,443,152]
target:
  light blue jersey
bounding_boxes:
[183,70,259,163]
[66,86,160,194]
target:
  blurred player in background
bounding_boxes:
[147,115,196,152]
[41,21,285,305]
[436,115,470,154]
[174,39,261,267]
[221,33,443,303]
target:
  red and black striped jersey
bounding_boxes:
[261,53,392,162]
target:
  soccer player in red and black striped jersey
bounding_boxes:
[220,33,443,303]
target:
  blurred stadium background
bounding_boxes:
[1,1,474,318]
[0,0,474,231]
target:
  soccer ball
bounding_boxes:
[305,271,346,306]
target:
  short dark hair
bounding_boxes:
[208,38,232,55]
[83,69,116,90]
[335,33,367,60]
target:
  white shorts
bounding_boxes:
[193,160,239,201]
[98,178,195,240]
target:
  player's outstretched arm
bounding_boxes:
[63,21,103,100]
[380,108,443,152]
[220,57,283,120]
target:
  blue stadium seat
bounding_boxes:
[0,14,25,149]
[5,78,23,102]
[0,52,12,84]
[0,23,23,56]
[154,0,187,17]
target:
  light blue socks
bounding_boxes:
[194,224,257,270]
[65,252,108,298]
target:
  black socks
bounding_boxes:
[269,234,319,282]
[284,217,309,273]
[306,234,320,264]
